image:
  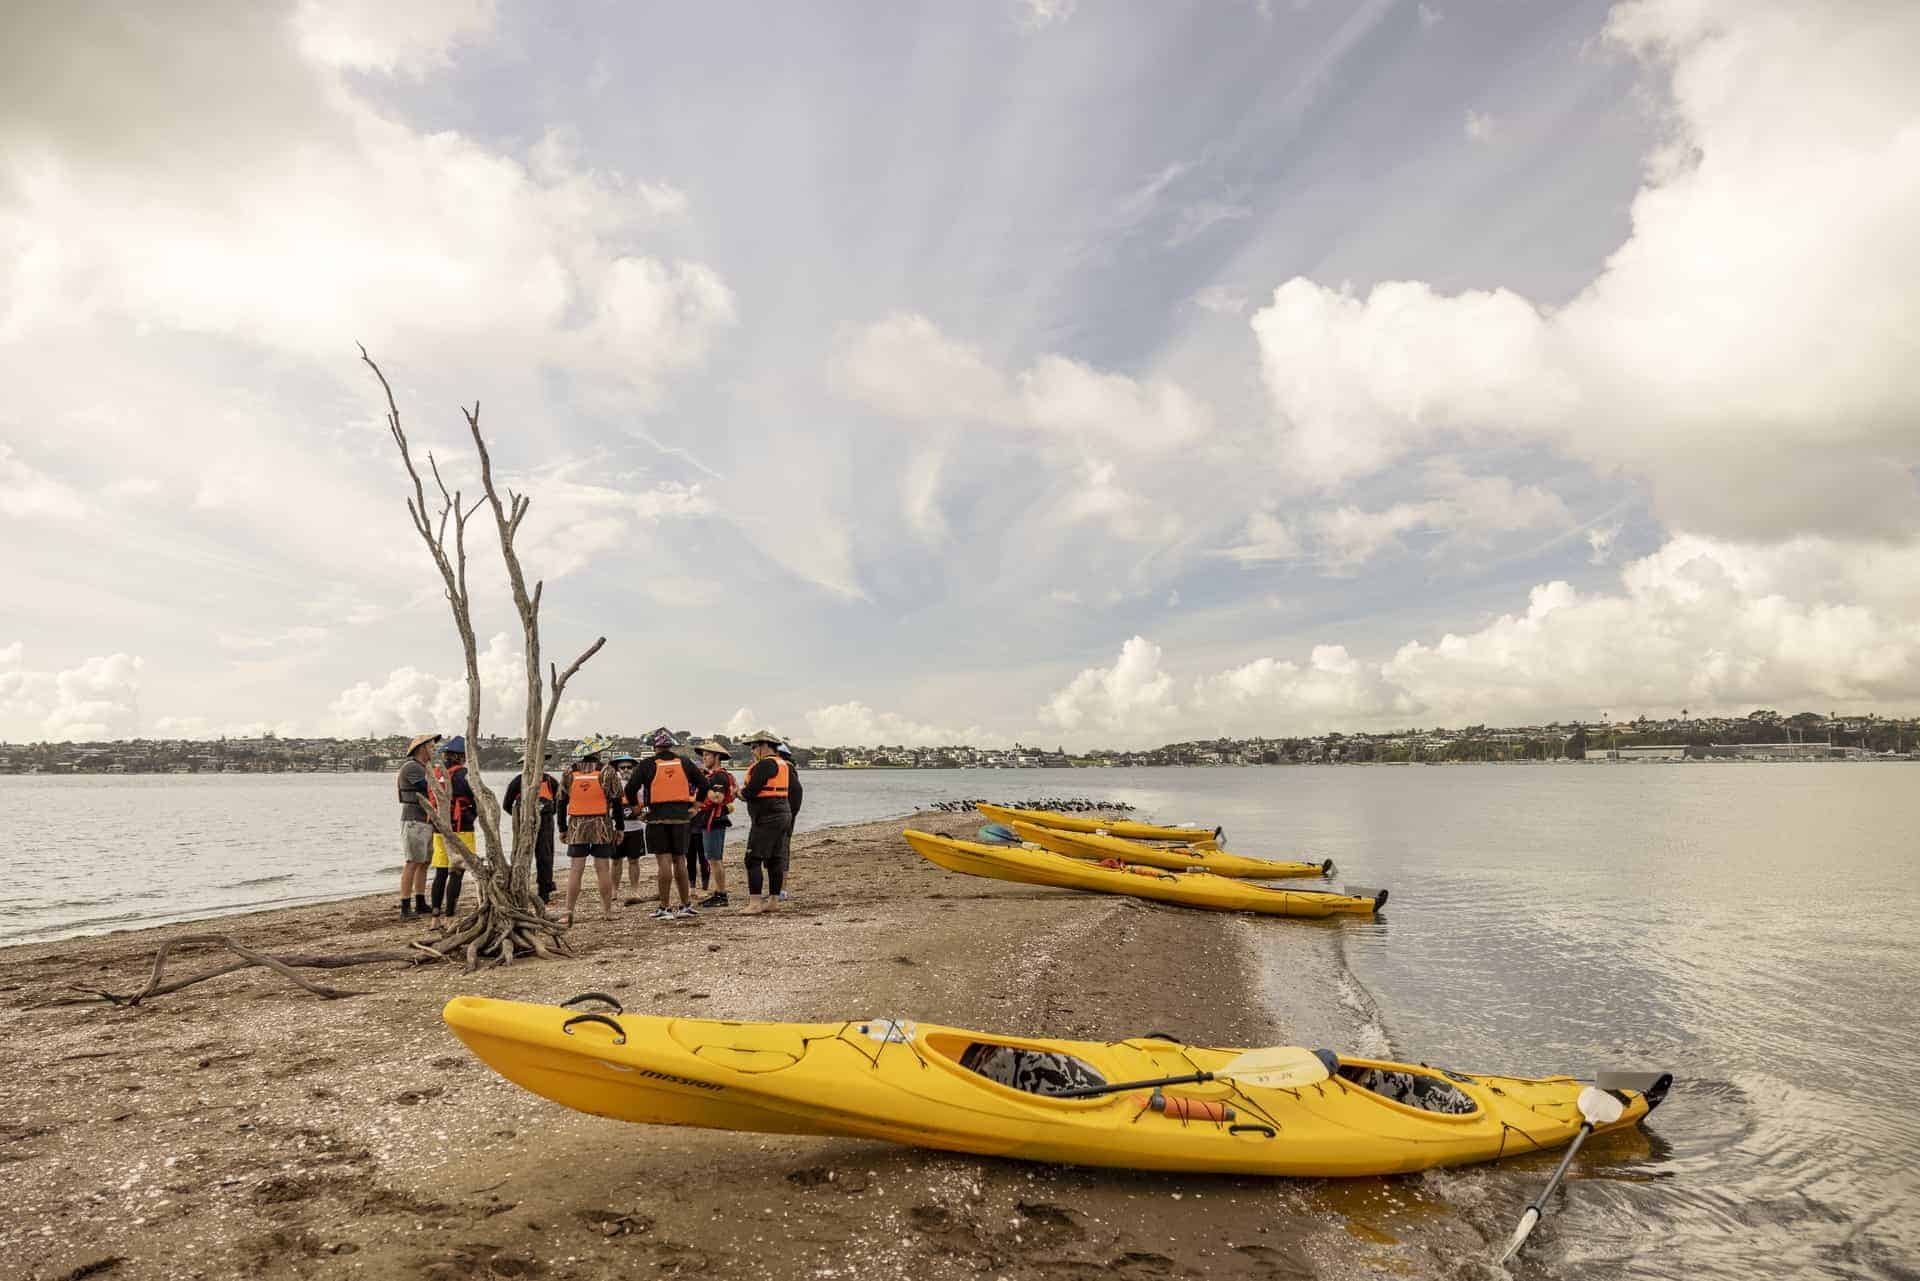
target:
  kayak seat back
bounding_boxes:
[1339,1066,1478,1115]
[960,1043,1108,1097]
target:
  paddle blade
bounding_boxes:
[1577,1085,1625,1126]
[977,823,1020,844]
[1217,1045,1334,1089]
[1495,1207,1541,1265]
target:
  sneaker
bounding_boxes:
[698,891,728,908]
[648,908,674,921]
[675,905,699,919]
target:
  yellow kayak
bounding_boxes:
[1009,820,1330,880]
[977,803,1219,845]
[905,830,1384,918]
[443,995,1669,1177]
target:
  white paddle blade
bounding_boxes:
[1218,1045,1333,1089]
[1577,1085,1626,1126]
[1495,1207,1541,1265]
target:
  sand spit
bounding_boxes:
[1,813,1481,1280]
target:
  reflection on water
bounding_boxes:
[4,763,1916,1277]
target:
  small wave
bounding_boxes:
[1330,927,1393,1059]
[230,873,296,889]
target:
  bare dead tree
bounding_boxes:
[362,346,605,969]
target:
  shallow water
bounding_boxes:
[4,763,1916,1277]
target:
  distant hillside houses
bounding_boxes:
[0,709,1913,774]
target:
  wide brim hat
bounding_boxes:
[405,732,442,755]
[694,739,731,755]
[741,728,783,746]
[439,734,468,755]
[575,733,617,759]
[611,752,638,765]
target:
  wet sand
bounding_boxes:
[0,812,1448,1281]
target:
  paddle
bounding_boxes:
[1051,1045,1337,1098]
[1494,1085,1625,1264]
[977,823,1021,844]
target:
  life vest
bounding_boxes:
[649,757,692,805]
[538,776,556,804]
[446,763,473,829]
[567,767,609,817]
[756,758,790,799]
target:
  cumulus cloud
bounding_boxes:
[1041,534,1920,744]
[803,700,1010,749]
[323,632,598,738]
[0,646,143,740]
[1039,636,1180,739]
[1016,0,1077,29]
[722,707,760,738]
[1463,110,1495,142]
[1250,0,1920,539]
[833,312,1210,452]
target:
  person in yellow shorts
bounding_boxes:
[429,735,477,929]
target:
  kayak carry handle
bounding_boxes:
[561,991,625,1014]
[1228,1123,1277,1138]
[561,1012,627,1044]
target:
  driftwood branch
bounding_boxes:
[48,936,426,1007]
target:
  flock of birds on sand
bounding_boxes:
[915,798,1137,814]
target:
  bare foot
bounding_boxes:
[741,899,765,915]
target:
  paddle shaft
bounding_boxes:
[1496,1120,1596,1263]
[1052,1070,1213,1099]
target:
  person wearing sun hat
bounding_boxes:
[609,748,644,903]
[395,732,439,918]
[558,733,622,926]
[427,735,477,928]
[737,730,801,915]
[690,739,736,907]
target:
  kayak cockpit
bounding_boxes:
[958,1042,1107,1096]
[1338,1065,1479,1115]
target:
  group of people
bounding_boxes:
[395,727,803,927]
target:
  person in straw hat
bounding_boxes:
[690,739,737,907]
[737,730,802,915]
[395,732,439,918]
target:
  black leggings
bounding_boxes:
[745,812,790,896]
[431,866,465,915]
[685,828,710,887]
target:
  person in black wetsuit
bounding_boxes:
[501,751,560,902]
[738,730,801,915]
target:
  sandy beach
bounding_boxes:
[0,812,1465,1281]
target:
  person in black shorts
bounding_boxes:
[626,730,707,920]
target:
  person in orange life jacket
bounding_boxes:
[396,732,439,918]
[501,751,560,903]
[625,730,709,920]
[738,730,801,915]
[428,736,476,928]
[691,739,736,907]
[774,742,801,901]
[610,752,644,902]
[558,734,622,926]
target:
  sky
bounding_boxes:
[2,0,1917,749]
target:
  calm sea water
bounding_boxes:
[3,764,1914,1278]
